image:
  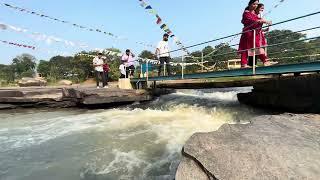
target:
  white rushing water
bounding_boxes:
[0,87,266,180]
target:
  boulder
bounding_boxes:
[176,114,320,180]
[58,80,73,86]
[18,77,47,87]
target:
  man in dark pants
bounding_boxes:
[93,53,107,88]
[156,34,171,76]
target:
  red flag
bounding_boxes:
[156,17,162,24]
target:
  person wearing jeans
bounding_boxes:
[93,53,107,88]
[156,33,171,76]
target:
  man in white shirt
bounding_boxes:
[155,33,171,76]
[92,53,107,88]
[121,49,135,78]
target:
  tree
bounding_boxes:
[266,30,311,63]
[11,54,37,78]
[139,50,154,59]
[0,64,15,84]
[73,55,94,80]
[37,60,51,77]
[212,43,238,62]
[202,46,214,56]
[104,48,122,80]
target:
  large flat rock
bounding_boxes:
[0,87,159,109]
[65,88,153,105]
[177,114,320,180]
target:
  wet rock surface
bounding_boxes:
[176,114,320,180]
[0,87,168,109]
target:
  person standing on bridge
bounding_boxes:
[156,33,172,76]
[238,0,274,68]
[255,3,268,49]
[255,3,278,68]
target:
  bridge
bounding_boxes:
[130,11,320,89]
[131,61,320,82]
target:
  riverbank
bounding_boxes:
[0,85,174,110]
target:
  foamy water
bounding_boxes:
[0,87,265,180]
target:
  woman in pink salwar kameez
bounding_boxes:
[238,0,273,68]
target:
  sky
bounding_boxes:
[0,0,320,65]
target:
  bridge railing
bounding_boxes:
[138,11,320,80]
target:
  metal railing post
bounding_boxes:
[265,37,268,55]
[253,29,256,75]
[182,54,185,79]
[140,63,143,78]
[146,60,149,81]
[201,51,204,72]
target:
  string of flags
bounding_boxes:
[0,38,126,58]
[264,0,286,17]
[0,39,73,56]
[0,22,89,48]
[138,0,189,54]
[0,21,129,57]
[2,3,154,48]
[76,50,122,58]
[0,40,36,50]
[138,0,220,68]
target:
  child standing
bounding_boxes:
[119,63,126,79]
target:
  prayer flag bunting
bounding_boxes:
[2,3,154,48]
[138,0,190,55]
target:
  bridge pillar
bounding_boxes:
[130,80,157,90]
[118,79,134,89]
[294,72,301,77]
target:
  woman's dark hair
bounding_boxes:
[257,3,264,9]
[245,0,259,10]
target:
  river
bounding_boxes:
[0,87,269,180]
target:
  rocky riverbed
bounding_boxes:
[176,113,320,180]
[0,87,174,109]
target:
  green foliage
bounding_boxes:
[0,54,36,85]
[0,64,15,85]
[37,48,124,83]
[266,30,318,63]
[139,50,154,59]
[108,58,121,80]
[12,54,37,78]
[38,55,93,83]
[37,60,51,77]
